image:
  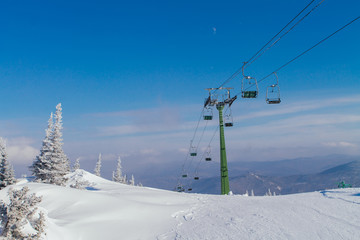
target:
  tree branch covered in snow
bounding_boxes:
[0,187,45,239]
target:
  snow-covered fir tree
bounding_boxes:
[30,113,54,183]
[0,138,16,189]
[49,103,71,185]
[265,188,273,196]
[94,153,102,177]
[123,174,127,184]
[129,174,135,186]
[0,187,45,239]
[73,158,81,171]
[112,156,124,183]
[251,189,255,196]
[30,103,71,186]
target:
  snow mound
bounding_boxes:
[1,170,360,239]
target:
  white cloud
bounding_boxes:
[139,149,160,156]
[323,141,357,148]
[79,95,360,165]
[7,144,38,164]
[234,95,360,122]
[0,137,39,164]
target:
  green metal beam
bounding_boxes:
[216,104,230,195]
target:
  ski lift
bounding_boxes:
[190,147,197,156]
[266,72,281,104]
[176,185,185,192]
[225,117,233,127]
[193,171,200,180]
[205,147,212,161]
[203,107,213,120]
[182,174,188,178]
[241,63,258,98]
[224,107,233,127]
[190,141,197,156]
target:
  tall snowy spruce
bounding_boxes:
[112,156,124,183]
[48,103,70,185]
[30,113,54,183]
[30,103,70,186]
[129,174,135,186]
[0,138,16,189]
[94,153,102,177]
[73,158,81,171]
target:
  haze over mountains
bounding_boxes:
[136,154,360,195]
[17,153,357,195]
[192,156,360,195]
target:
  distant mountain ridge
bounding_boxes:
[191,160,360,195]
[137,154,359,192]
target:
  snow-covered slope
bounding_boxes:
[1,170,359,240]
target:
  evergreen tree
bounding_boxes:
[0,187,45,239]
[48,103,70,185]
[130,174,135,186]
[30,113,54,183]
[251,189,255,196]
[112,156,123,183]
[73,158,81,171]
[265,188,272,196]
[0,138,16,189]
[94,153,102,177]
[30,103,70,186]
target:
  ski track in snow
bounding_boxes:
[1,170,360,240]
[168,191,360,240]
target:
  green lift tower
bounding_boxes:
[205,87,237,195]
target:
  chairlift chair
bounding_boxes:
[190,147,197,156]
[203,107,213,120]
[225,121,233,127]
[266,72,281,104]
[194,176,199,180]
[224,109,234,127]
[190,143,197,156]
[205,147,212,161]
[241,63,259,98]
[176,185,185,192]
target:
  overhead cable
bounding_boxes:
[256,15,360,86]
[216,0,319,90]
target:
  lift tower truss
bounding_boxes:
[205,87,237,195]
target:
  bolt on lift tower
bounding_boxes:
[204,87,237,195]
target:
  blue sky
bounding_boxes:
[0,0,359,180]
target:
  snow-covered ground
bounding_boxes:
[1,170,360,240]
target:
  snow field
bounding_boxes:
[1,170,359,240]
